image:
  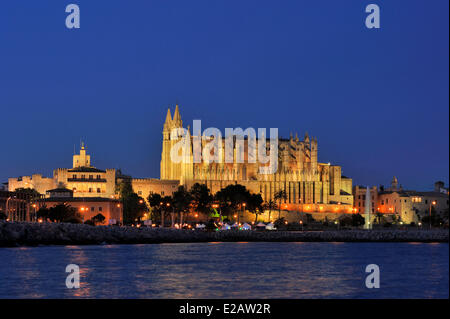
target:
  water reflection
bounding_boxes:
[66,248,91,298]
[0,243,448,298]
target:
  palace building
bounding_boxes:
[8,143,118,199]
[353,178,449,224]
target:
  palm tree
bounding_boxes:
[375,212,383,225]
[274,190,287,219]
[148,193,165,227]
[264,200,277,222]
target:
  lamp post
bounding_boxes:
[79,206,86,223]
[32,203,37,222]
[159,201,164,228]
[429,200,437,229]
[138,199,144,224]
[5,197,12,221]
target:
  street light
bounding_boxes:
[79,206,87,223]
[238,203,246,224]
[5,197,12,222]
[429,200,437,229]
[32,203,37,222]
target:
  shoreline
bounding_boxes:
[0,221,448,247]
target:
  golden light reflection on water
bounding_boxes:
[1,242,448,298]
[67,248,92,298]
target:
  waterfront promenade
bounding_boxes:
[0,221,448,247]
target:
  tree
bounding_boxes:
[391,213,401,225]
[118,179,148,224]
[339,216,353,227]
[148,193,163,224]
[421,207,443,227]
[14,188,41,200]
[92,213,106,225]
[274,190,287,219]
[190,183,213,217]
[351,214,365,227]
[263,200,277,222]
[36,206,50,221]
[161,196,173,227]
[375,212,384,225]
[248,193,264,222]
[147,193,172,227]
[172,186,192,226]
[274,217,286,229]
[215,184,250,216]
[14,188,42,221]
[47,204,81,223]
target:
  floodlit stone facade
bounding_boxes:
[157,105,354,214]
[353,178,450,224]
[9,144,117,198]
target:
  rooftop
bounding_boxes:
[68,167,106,173]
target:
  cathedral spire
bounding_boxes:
[163,107,172,131]
[173,104,182,127]
[304,132,310,143]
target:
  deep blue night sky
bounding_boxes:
[0,0,448,190]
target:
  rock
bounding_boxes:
[0,221,448,247]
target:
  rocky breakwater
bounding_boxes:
[0,221,448,247]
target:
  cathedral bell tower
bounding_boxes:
[160,104,187,181]
[73,142,91,168]
[161,108,173,180]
